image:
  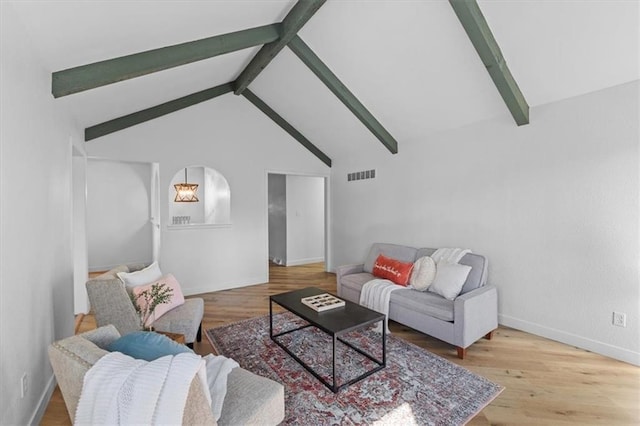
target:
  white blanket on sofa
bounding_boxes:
[431,248,471,264]
[75,351,205,425]
[360,279,403,333]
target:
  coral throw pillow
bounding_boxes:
[132,273,185,326]
[372,254,414,286]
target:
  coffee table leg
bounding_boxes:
[332,334,337,392]
[269,299,273,338]
[382,320,386,367]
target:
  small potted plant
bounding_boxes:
[131,282,173,331]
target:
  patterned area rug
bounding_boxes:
[206,313,503,425]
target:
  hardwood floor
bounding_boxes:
[43,263,639,425]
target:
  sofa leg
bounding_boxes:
[484,330,495,340]
[456,347,466,359]
[197,322,202,343]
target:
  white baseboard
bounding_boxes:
[285,257,324,267]
[30,374,56,425]
[499,313,640,366]
[183,275,267,297]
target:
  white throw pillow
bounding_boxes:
[117,261,163,289]
[409,256,436,291]
[428,262,472,300]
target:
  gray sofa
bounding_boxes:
[86,264,204,346]
[48,325,285,425]
[337,243,498,358]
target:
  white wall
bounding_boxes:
[268,174,287,264]
[330,81,640,365]
[203,167,231,225]
[0,3,77,423]
[87,95,330,295]
[72,148,89,314]
[86,158,153,271]
[286,175,325,266]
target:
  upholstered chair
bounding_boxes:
[85,264,204,347]
[48,325,285,425]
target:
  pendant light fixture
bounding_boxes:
[174,168,199,202]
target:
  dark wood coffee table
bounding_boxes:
[269,287,386,393]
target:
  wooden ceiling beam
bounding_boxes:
[449,0,529,125]
[242,89,331,167]
[85,82,234,141]
[53,24,280,98]
[234,0,326,95]
[288,35,398,154]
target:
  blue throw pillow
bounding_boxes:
[107,331,194,361]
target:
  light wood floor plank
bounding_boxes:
[42,263,639,425]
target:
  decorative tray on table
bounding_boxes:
[301,293,345,312]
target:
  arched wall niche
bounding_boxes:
[168,165,231,227]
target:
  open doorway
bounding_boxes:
[86,158,158,272]
[267,173,328,272]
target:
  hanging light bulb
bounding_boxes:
[174,168,199,202]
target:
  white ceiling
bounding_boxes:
[10,0,639,162]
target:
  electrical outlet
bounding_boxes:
[20,373,27,398]
[612,312,627,327]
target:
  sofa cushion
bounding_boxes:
[218,368,285,426]
[428,262,472,300]
[80,324,122,349]
[390,288,455,322]
[372,254,413,285]
[117,261,163,289]
[107,331,194,361]
[458,253,488,294]
[410,256,436,291]
[341,272,375,293]
[414,248,436,259]
[153,298,204,343]
[364,243,418,273]
[340,272,454,322]
[131,273,186,327]
[416,248,488,295]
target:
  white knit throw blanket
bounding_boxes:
[431,248,471,264]
[204,354,239,421]
[360,279,403,333]
[75,351,205,425]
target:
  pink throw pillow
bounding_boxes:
[132,274,185,327]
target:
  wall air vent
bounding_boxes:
[347,169,376,182]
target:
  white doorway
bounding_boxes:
[86,158,157,272]
[267,173,328,268]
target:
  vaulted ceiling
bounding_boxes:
[11,0,639,163]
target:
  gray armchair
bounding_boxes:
[48,325,285,425]
[86,265,204,347]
